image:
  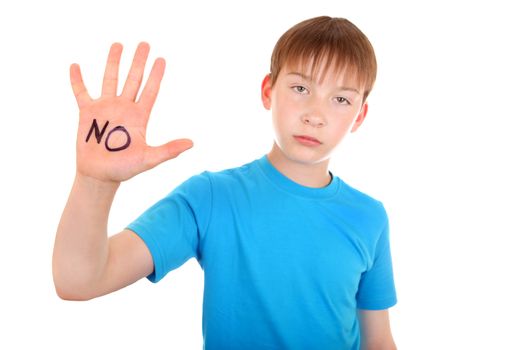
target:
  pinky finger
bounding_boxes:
[70,64,92,109]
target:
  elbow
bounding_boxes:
[52,259,101,301]
[52,269,96,301]
[54,285,93,301]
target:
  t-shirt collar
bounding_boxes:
[256,155,340,200]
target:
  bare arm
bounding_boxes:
[52,42,192,300]
[358,309,397,350]
[53,175,154,300]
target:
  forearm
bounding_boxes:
[52,173,120,300]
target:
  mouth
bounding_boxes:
[293,135,322,146]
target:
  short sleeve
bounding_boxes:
[126,173,212,283]
[355,216,397,310]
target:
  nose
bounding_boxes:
[301,112,326,128]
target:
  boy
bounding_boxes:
[53,16,397,349]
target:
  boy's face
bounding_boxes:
[262,61,368,168]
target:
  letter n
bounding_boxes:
[85,119,109,144]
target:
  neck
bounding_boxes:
[267,144,332,188]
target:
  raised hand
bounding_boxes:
[70,42,193,183]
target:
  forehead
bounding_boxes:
[283,57,362,89]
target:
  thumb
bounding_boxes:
[144,139,194,170]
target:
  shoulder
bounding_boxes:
[336,178,388,223]
[166,158,262,203]
[201,158,261,189]
[208,158,258,178]
[170,159,255,190]
[330,178,390,251]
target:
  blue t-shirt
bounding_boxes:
[127,156,396,349]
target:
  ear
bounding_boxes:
[350,101,369,133]
[261,74,272,110]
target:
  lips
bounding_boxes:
[293,135,322,146]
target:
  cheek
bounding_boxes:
[331,116,355,138]
[272,110,292,135]
[272,99,296,126]
[272,90,294,112]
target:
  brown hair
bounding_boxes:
[270,16,377,102]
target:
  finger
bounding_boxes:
[70,63,92,109]
[121,42,150,101]
[101,43,123,97]
[138,57,166,114]
[144,139,193,170]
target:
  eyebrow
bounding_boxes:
[287,72,361,94]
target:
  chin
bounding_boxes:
[284,149,331,167]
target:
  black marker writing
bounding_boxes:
[85,119,109,144]
[105,126,131,152]
[85,118,131,152]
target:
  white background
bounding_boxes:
[1,0,524,348]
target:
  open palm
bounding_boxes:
[71,42,192,182]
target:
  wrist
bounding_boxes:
[74,172,121,194]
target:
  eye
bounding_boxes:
[335,96,351,105]
[292,85,308,94]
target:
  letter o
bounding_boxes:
[105,126,131,152]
